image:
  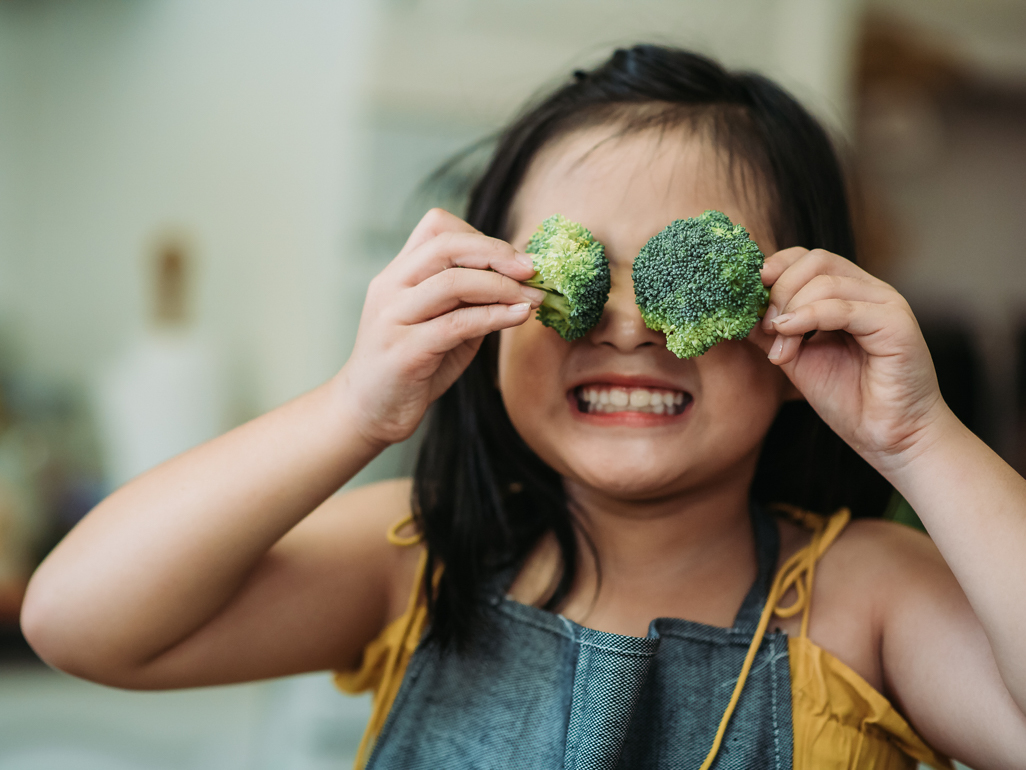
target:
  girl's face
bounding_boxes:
[500,126,793,501]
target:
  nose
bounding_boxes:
[587,259,664,352]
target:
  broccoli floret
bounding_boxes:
[524,214,610,341]
[632,210,769,358]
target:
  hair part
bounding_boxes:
[412,44,891,650]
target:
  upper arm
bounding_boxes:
[876,523,1026,768]
[125,478,422,689]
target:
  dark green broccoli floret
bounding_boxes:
[524,214,610,341]
[632,210,769,358]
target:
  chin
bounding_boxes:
[567,458,691,501]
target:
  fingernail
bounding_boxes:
[762,304,778,331]
[521,286,547,305]
[509,302,531,313]
[515,252,536,270]
[768,335,784,361]
[772,312,795,326]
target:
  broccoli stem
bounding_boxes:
[522,273,571,316]
[522,272,558,293]
[539,291,570,316]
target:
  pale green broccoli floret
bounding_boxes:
[524,214,610,341]
[632,210,769,358]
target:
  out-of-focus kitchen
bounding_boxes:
[0,0,1023,767]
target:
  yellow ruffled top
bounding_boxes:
[335,509,951,770]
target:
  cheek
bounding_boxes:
[699,342,788,444]
[498,322,569,430]
[498,322,549,391]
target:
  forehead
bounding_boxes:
[507,126,775,263]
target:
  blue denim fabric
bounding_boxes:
[366,509,793,769]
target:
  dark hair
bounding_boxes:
[412,45,891,649]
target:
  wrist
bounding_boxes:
[871,401,969,487]
[325,365,396,455]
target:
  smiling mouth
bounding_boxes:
[574,385,693,416]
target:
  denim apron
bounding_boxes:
[365,509,793,769]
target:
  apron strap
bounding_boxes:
[731,503,781,632]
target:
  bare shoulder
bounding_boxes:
[288,477,423,628]
[323,476,415,531]
[778,512,939,569]
[775,515,946,692]
[298,477,414,548]
[822,518,954,619]
[823,517,944,585]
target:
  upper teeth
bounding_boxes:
[577,386,688,415]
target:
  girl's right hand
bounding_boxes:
[20,208,543,689]
[340,208,545,447]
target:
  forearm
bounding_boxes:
[22,373,383,675]
[883,406,1026,713]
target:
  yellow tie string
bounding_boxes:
[386,514,422,547]
[697,507,851,770]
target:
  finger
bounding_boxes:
[768,299,908,365]
[395,268,545,325]
[760,246,809,287]
[773,298,889,337]
[416,302,533,354]
[766,331,803,365]
[397,208,479,259]
[780,274,896,317]
[762,249,877,331]
[395,230,537,287]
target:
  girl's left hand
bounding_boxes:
[751,247,948,471]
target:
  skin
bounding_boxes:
[20,125,1026,768]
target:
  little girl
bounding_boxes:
[20,46,1026,769]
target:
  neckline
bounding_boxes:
[493,502,781,640]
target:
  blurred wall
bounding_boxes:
[868,0,1026,85]
[365,0,860,127]
[0,0,379,417]
[857,0,1026,459]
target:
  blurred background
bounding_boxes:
[0,0,1023,767]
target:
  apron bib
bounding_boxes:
[366,508,793,770]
